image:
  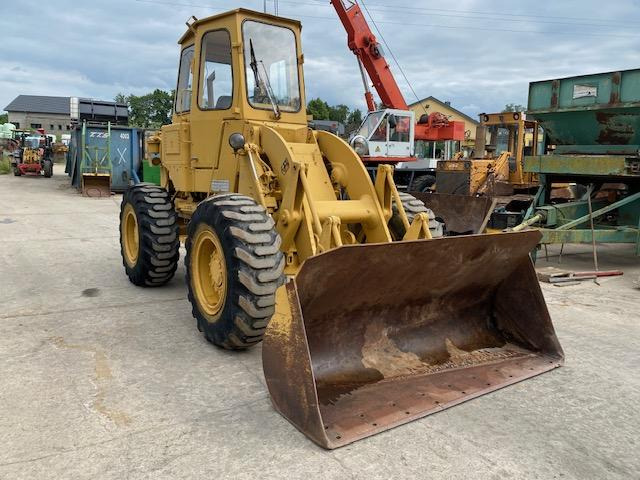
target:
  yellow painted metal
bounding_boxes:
[403,212,433,240]
[121,203,140,267]
[140,7,565,451]
[147,8,409,273]
[23,148,41,164]
[477,112,539,190]
[439,112,540,197]
[190,224,228,319]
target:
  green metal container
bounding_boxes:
[142,160,161,185]
[528,69,640,155]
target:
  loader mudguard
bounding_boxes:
[262,230,563,449]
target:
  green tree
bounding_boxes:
[328,104,349,124]
[307,98,331,120]
[346,108,363,135]
[503,103,526,113]
[114,93,128,105]
[0,113,8,124]
[115,89,174,128]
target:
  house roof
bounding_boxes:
[4,95,70,115]
[408,96,478,125]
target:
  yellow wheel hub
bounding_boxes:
[122,203,140,266]
[192,227,227,318]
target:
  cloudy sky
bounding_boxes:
[2,0,640,118]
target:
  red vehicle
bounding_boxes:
[11,129,54,177]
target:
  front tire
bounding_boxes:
[119,184,180,286]
[43,159,53,178]
[186,194,284,350]
[389,192,443,239]
[13,166,21,176]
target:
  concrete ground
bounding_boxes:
[0,165,638,480]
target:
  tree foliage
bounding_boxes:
[115,89,174,128]
[503,103,526,113]
[307,98,364,135]
[0,113,8,124]
[307,98,331,121]
[346,109,363,133]
[329,104,350,123]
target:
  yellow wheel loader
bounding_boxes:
[119,9,563,449]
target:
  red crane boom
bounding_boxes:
[331,0,465,142]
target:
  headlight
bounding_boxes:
[350,135,369,156]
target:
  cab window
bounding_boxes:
[243,21,301,112]
[370,116,388,142]
[199,30,233,110]
[390,115,411,142]
[175,45,195,113]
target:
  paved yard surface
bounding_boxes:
[1,166,638,479]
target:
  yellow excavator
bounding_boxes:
[118,8,563,449]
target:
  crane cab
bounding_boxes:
[350,108,415,162]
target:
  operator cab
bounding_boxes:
[173,11,305,124]
[350,108,415,161]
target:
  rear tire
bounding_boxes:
[410,174,435,192]
[119,184,180,287]
[186,194,285,350]
[43,160,53,178]
[13,166,21,176]
[389,192,443,239]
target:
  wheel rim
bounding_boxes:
[122,203,140,266]
[191,226,227,318]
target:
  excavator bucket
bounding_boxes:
[81,173,111,197]
[262,230,563,449]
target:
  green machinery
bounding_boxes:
[518,69,640,254]
[80,121,112,197]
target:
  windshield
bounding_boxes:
[24,137,41,148]
[243,21,301,113]
[356,111,385,139]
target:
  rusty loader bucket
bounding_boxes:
[81,173,112,197]
[262,230,563,449]
[412,192,494,235]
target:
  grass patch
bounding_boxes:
[0,154,11,175]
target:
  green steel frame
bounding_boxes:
[522,174,640,255]
[80,121,112,176]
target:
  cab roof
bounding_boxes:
[177,8,302,45]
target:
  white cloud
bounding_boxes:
[2,0,639,118]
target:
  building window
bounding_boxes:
[58,125,62,130]
[30,123,42,129]
[12,122,19,129]
[66,125,70,130]
[50,124,54,130]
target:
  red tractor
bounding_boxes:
[11,129,54,177]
